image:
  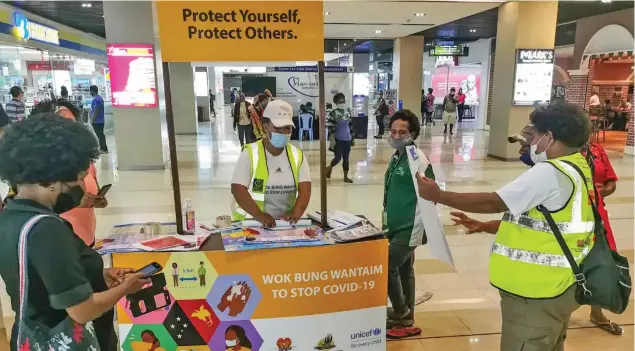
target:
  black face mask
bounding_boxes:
[53,185,85,214]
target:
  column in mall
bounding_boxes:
[169,63,199,134]
[487,1,558,160]
[393,36,424,113]
[103,1,168,170]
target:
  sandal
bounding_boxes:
[415,291,433,306]
[386,326,422,340]
[591,318,623,335]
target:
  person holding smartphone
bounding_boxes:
[0,114,149,351]
[26,100,109,246]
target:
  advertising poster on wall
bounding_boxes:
[430,69,480,105]
[114,240,388,351]
[267,66,352,113]
[106,43,158,108]
[512,49,554,106]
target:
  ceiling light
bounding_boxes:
[81,3,86,7]
[415,13,425,17]
[374,30,382,34]
[87,3,92,8]
[470,29,476,33]
[323,11,330,15]
[601,0,612,3]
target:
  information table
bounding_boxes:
[114,235,388,351]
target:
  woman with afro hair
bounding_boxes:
[0,114,149,351]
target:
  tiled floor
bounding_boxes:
[0,108,632,350]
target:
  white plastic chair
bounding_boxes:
[299,113,313,141]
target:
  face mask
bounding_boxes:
[529,134,551,164]
[388,136,413,151]
[269,131,291,148]
[337,103,347,110]
[519,152,535,167]
[225,340,237,348]
[53,184,84,214]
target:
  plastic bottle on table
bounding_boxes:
[184,198,195,234]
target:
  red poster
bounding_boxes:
[431,70,481,105]
[106,43,158,108]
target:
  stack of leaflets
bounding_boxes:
[327,220,385,243]
[307,209,363,229]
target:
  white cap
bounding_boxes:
[263,99,294,128]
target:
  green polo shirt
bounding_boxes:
[383,151,435,246]
[0,199,115,351]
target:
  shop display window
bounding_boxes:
[0,44,108,117]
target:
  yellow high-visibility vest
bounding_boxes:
[232,140,303,221]
[490,153,595,298]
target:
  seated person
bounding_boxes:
[231,100,311,227]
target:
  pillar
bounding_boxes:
[169,62,199,135]
[487,1,558,160]
[103,1,168,170]
[393,36,424,114]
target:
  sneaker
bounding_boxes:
[374,135,382,139]
[387,307,410,321]
[386,326,421,339]
[100,150,109,155]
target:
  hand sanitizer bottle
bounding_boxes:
[184,198,195,234]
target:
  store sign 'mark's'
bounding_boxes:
[13,12,60,46]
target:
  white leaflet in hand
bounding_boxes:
[405,145,455,268]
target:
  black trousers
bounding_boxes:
[330,139,352,172]
[376,114,385,135]
[92,123,108,151]
[237,124,252,146]
[458,104,465,121]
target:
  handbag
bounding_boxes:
[17,215,101,351]
[538,161,631,314]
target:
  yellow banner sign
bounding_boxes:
[155,1,324,62]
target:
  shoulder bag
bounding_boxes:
[17,215,101,351]
[538,161,631,314]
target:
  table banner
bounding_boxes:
[114,240,388,351]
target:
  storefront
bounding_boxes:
[423,39,492,129]
[0,4,109,117]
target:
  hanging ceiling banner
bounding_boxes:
[155,1,324,62]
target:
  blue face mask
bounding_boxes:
[519,152,535,167]
[269,132,291,148]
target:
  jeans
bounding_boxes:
[237,124,252,146]
[387,242,416,316]
[376,114,385,135]
[458,103,465,121]
[330,139,352,172]
[92,123,108,151]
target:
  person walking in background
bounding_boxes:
[5,86,25,123]
[0,102,8,137]
[60,85,69,100]
[248,93,267,141]
[325,103,336,152]
[326,93,355,184]
[230,88,238,116]
[442,87,458,135]
[233,93,252,146]
[457,88,466,122]
[209,89,217,118]
[90,85,108,154]
[374,91,389,139]
[424,88,435,125]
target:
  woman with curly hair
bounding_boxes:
[0,114,149,351]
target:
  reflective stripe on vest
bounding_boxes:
[232,140,303,221]
[489,153,595,298]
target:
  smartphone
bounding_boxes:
[98,184,112,197]
[135,262,163,278]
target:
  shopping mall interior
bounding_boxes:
[0,1,633,350]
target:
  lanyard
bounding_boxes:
[383,153,403,208]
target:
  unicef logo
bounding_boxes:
[372,328,381,336]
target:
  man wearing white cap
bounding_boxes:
[231,100,311,227]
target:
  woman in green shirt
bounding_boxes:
[0,114,149,351]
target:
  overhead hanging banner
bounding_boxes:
[155,1,324,62]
